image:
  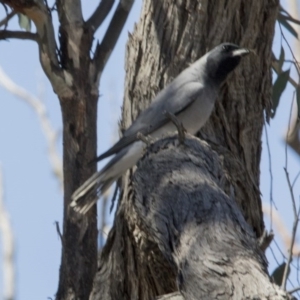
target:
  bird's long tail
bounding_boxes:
[70,171,115,214]
[70,141,144,214]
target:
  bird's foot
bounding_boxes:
[165,111,186,144]
[137,132,153,146]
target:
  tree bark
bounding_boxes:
[133,135,288,300]
[92,0,279,299]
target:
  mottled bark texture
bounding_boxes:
[92,0,280,299]
[133,135,287,300]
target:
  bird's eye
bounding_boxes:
[222,45,230,52]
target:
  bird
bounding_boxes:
[70,42,250,214]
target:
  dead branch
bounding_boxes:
[0,29,37,40]
[1,0,71,97]
[87,0,115,32]
[0,66,63,186]
[93,0,134,79]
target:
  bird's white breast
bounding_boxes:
[152,89,217,138]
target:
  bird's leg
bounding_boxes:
[165,111,186,144]
[137,132,153,146]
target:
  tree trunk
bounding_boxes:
[56,91,98,300]
[91,0,279,299]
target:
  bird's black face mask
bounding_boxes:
[206,43,249,85]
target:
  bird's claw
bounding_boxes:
[165,111,186,144]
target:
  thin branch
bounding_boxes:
[1,0,69,96]
[87,0,115,31]
[0,66,63,186]
[0,29,38,41]
[264,119,276,226]
[292,171,300,188]
[55,221,63,243]
[0,165,15,300]
[0,10,16,28]
[282,96,299,291]
[281,196,300,290]
[93,0,134,78]
[288,286,300,294]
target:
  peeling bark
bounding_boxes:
[92,0,280,299]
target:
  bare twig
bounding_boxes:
[0,165,15,300]
[93,0,134,77]
[87,0,115,31]
[0,10,16,28]
[55,221,63,243]
[0,30,38,41]
[292,171,300,188]
[288,286,300,294]
[264,121,276,228]
[0,66,63,186]
[282,96,299,291]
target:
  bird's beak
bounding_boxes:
[231,48,250,57]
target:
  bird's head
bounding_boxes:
[205,43,250,85]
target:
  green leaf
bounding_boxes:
[278,13,298,38]
[278,46,285,70]
[18,14,31,32]
[272,69,290,118]
[271,262,290,286]
[296,84,300,119]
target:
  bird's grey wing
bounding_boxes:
[96,81,204,161]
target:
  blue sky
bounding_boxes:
[0,1,299,299]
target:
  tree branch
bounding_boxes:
[1,0,71,97]
[56,0,83,25]
[0,66,63,186]
[0,29,37,41]
[0,10,16,28]
[87,0,115,31]
[93,0,134,80]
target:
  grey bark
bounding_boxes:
[133,135,289,300]
[92,135,292,300]
[91,0,280,299]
